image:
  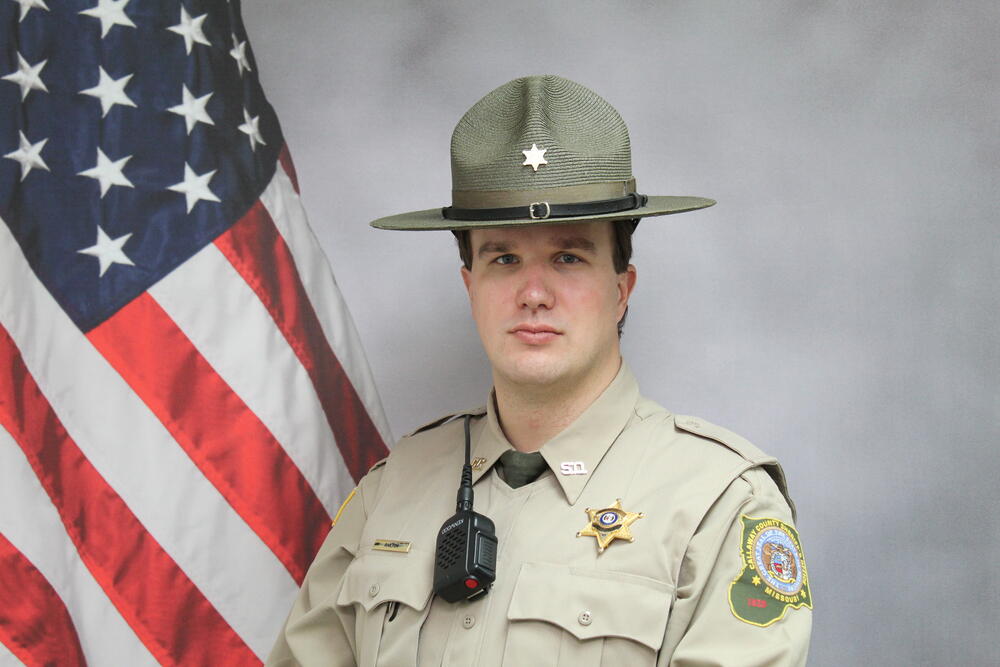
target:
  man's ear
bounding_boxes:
[460,265,472,298]
[617,264,637,313]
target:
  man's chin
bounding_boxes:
[494,357,572,390]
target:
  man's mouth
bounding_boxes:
[510,325,561,344]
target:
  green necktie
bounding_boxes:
[497,450,548,489]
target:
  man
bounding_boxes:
[268,75,811,666]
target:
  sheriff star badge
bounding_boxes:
[577,499,644,553]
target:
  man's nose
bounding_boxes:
[516,266,554,310]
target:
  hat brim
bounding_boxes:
[370,195,716,231]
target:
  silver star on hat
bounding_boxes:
[521,143,547,171]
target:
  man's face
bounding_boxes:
[460,221,637,391]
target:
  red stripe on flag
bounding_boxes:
[86,293,329,584]
[278,145,300,193]
[0,325,258,667]
[215,201,389,482]
[0,533,86,667]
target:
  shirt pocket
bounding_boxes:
[336,550,434,667]
[503,562,673,667]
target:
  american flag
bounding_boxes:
[0,1,391,664]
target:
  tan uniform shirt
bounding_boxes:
[268,364,812,666]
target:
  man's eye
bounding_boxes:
[494,254,518,265]
[555,254,581,264]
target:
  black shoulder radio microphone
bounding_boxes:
[433,415,498,602]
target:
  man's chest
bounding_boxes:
[346,436,713,667]
[416,472,675,667]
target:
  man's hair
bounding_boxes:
[451,220,638,336]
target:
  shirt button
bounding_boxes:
[368,584,379,598]
[462,614,476,629]
[578,610,593,626]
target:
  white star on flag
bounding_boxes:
[167,6,210,54]
[77,226,135,277]
[522,143,548,171]
[2,53,48,101]
[13,0,49,22]
[167,85,214,134]
[4,131,49,181]
[78,0,135,38]
[229,35,252,76]
[167,163,221,213]
[238,109,266,151]
[78,148,134,197]
[80,66,136,117]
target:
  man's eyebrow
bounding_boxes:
[550,236,597,253]
[477,241,513,258]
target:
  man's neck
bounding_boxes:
[493,355,622,452]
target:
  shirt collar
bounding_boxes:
[472,361,642,504]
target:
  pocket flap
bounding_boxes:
[337,550,434,613]
[507,562,673,649]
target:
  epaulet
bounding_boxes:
[674,415,774,465]
[405,406,487,438]
[674,414,795,519]
[367,457,387,474]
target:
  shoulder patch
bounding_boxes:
[674,415,795,518]
[729,515,812,626]
[405,406,486,438]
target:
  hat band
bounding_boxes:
[442,192,648,222]
[451,178,636,209]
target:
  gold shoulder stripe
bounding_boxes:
[331,487,358,527]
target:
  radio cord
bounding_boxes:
[456,415,474,512]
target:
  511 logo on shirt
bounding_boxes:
[560,461,587,475]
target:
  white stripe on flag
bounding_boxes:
[0,642,22,667]
[0,632,25,667]
[0,220,295,659]
[262,165,395,447]
[148,236,355,513]
[0,427,158,667]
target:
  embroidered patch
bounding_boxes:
[729,515,812,626]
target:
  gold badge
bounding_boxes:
[373,539,411,553]
[471,456,487,471]
[576,499,644,553]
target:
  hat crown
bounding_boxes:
[450,75,632,193]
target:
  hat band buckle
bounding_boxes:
[441,192,647,222]
[529,202,551,219]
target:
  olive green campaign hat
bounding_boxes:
[370,75,715,231]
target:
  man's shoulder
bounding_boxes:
[380,406,487,468]
[402,406,487,439]
[629,405,795,517]
[630,394,776,466]
[669,414,777,467]
[363,407,488,504]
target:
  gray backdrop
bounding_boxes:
[242,2,999,664]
